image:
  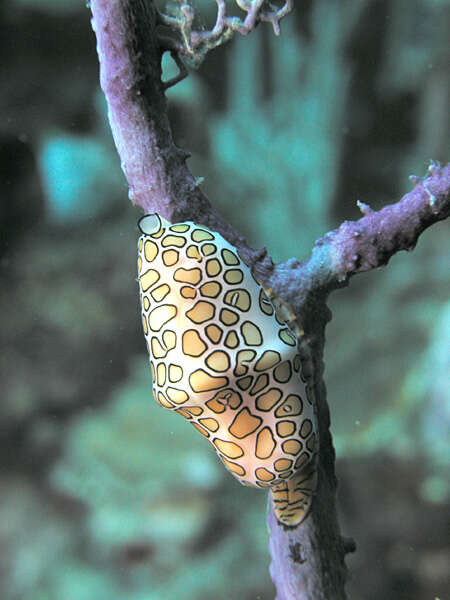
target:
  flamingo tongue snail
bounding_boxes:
[137,213,318,526]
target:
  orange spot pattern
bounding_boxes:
[137,214,317,526]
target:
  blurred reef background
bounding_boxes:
[0,0,449,598]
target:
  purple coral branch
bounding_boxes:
[262,164,449,599]
[261,163,450,318]
[312,164,449,282]
[89,1,450,598]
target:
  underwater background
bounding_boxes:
[1,0,449,598]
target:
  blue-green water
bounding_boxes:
[0,1,448,598]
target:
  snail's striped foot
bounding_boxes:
[270,465,316,527]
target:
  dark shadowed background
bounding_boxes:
[0,0,449,598]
